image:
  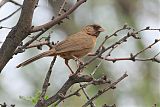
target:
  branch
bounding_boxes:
[35,56,57,107]
[43,74,93,107]
[80,83,96,107]
[54,75,111,106]
[9,0,22,6]
[0,0,38,72]
[31,0,87,32]
[14,0,87,55]
[0,7,21,22]
[85,26,160,73]
[82,73,128,107]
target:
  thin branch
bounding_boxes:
[35,56,57,107]
[58,0,68,16]
[82,73,128,107]
[85,27,160,74]
[14,31,45,54]
[80,83,96,107]
[31,0,87,32]
[133,39,160,57]
[54,75,111,106]
[96,24,131,53]
[54,86,82,106]
[0,26,12,29]
[34,74,93,107]
[99,51,160,63]
[0,7,21,22]
[0,0,38,72]
[14,0,87,55]
[9,0,22,6]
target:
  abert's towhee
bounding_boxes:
[16,24,104,73]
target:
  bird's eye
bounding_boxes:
[92,25,101,30]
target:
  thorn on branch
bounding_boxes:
[123,38,127,42]
[92,75,111,85]
[41,27,46,32]
[75,92,81,97]
[0,102,15,107]
[152,104,157,107]
[111,86,116,89]
[37,45,42,50]
[58,13,61,16]
[102,104,116,107]
[152,58,160,63]
[66,16,70,20]
[0,102,7,107]
[131,32,141,39]
[114,33,118,36]
[145,26,150,30]
[14,46,25,55]
[58,93,65,99]
[105,35,109,39]
[115,42,121,45]
[45,35,51,41]
[57,20,63,25]
[31,26,34,29]
[154,39,159,43]
[123,23,128,29]
[51,16,55,20]
[130,53,135,61]
[11,104,15,107]
[127,32,131,37]
[112,60,116,63]
[35,3,38,8]
[98,90,103,94]
[62,8,67,12]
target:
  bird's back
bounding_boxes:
[55,31,96,59]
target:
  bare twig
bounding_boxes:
[86,27,160,73]
[54,75,111,106]
[98,39,160,63]
[14,0,87,55]
[96,24,131,53]
[0,102,15,107]
[133,39,160,57]
[80,83,96,107]
[14,31,46,54]
[58,0,68,16]
[0,0,38,72]
[0,7,21,22]
[31,0,87,32]
[35,56,57,107]
[34,74,93,107]
[9,0,22,6]
[82,73,128,107]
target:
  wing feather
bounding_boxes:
[55,32,94,53]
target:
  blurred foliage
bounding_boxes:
[0,0,159,107]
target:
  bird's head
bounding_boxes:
[82,24,104,37]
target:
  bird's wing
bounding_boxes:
[55,32,94,53]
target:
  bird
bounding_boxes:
[16,24,104,74]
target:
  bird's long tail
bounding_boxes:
[16,49,56,68]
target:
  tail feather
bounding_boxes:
[16,49,56,68]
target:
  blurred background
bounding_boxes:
[0,0,160,107]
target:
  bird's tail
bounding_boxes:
[16,49,56,68]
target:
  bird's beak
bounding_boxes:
[98,27,105,32]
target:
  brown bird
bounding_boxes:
[16,24,104,73]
